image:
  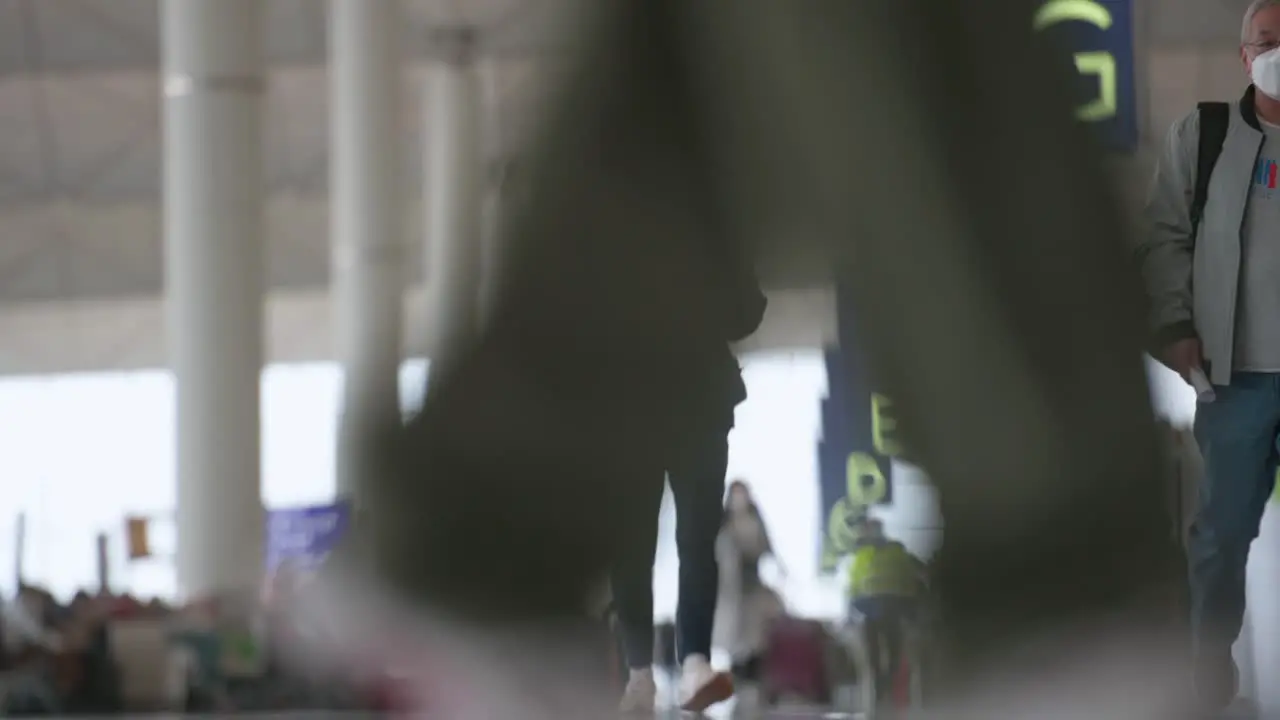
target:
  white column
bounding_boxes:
[330,0,406,503]
[476,60,504,327]
[422,31,484,379]
[163,0,266,600]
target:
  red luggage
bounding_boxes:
[760,617,832,705]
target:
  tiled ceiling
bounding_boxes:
[0,0,561,303]
[0,0,562,207]
[0,0,560,76]
[0,0,1266,304]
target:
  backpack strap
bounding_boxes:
[1191,101,1230,236]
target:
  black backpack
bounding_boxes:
[1191,101,1230,236]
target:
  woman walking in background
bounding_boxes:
[714,480,786,681]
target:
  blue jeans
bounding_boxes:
[1189,372,1280,661]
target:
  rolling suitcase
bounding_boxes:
[760,617,832,706]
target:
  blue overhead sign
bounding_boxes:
[1035,0,1138,153]
[817,285,899,572]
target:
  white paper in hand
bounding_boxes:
[1189,367,1216,403]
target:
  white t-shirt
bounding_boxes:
[1234,119,1280,371]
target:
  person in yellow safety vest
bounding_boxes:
[847,518,926,699]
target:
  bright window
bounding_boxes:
[0,351,854,617]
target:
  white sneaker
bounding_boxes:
[679,653,735,712]
[619,668,657,714]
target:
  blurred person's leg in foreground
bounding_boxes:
[355,1,1192,718]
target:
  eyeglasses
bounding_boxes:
[1247,39,1280,53]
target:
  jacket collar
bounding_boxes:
[1243,85,1263,131]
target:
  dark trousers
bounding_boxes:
[854,596,915,697]
[1189,373,1280,664]
[612,429,729,669]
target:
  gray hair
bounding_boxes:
[1244,0,1280,43]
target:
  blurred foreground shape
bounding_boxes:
[370,4,1186,715]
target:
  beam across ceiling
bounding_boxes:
[0,0,568,79]
[0,286,835,376]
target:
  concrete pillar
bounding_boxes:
[477,164,503,328]
[163,0,266,600]
[95,532,110,594]
[330,0,406,503]
[477,61,504,327]
[422,30,484,381]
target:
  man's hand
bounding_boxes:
[1164,337,1203,383]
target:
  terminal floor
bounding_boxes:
[99,696,1249,716]
[50,714,858,719]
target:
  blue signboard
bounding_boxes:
[1035,0,1138,153]
[817,284,898,572]
[265,501,352,573]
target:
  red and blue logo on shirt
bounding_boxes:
[1255,156,1279,190]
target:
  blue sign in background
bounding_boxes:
[265,501,351,573]
[1035,0,1138,153]
[817,284,894,571]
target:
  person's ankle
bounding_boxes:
[1193,650,1237,711]
[682,653,712,672]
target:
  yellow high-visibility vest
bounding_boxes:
[848,541,920,600]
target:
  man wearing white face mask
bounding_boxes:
[1140,0,1280,710]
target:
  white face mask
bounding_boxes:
[1252,47,1280,100]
